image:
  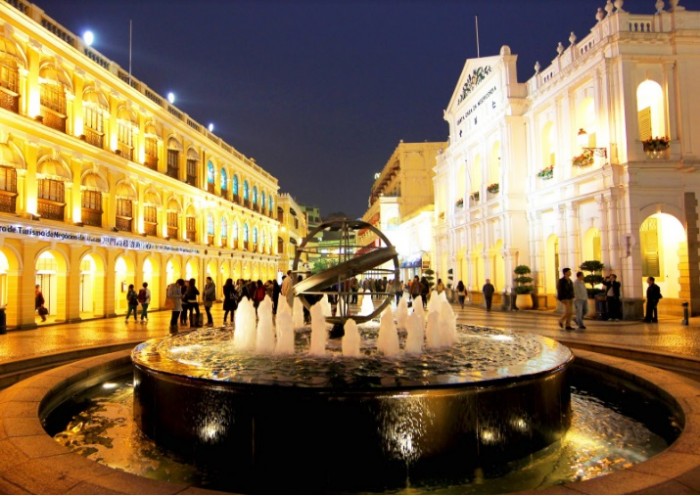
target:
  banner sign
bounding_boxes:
[0,222,201,255]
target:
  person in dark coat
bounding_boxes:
[556,268,575,330]
[643,276,662,323]
[603,274,622,321]
[482,279,495,311]
[222,278,238,325]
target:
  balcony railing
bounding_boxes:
[115,216,132,232]
[166,166,178,179]
[186,230,196,242]
[207,183,215,194]
[81,208,102,227]
[0,191,17,213]
[38,199,64,221]
[167,226,178,239]
[145,154,158,170]
[83,128,104,148]
[144,222,158,236]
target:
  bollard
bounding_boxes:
[682,302,689,326]
[0,307,6,334]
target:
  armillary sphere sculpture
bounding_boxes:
[291,218,400,335]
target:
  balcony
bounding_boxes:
[166,166,178,180]
[207,183,215,194]
[144,222,158,236]
[38,199,64,221]
[0,191,17,213]
[145,154,158,170]
[81,208,102,227]
[83,128,104,149]
[167,226,178,239]
[115,216,132,232]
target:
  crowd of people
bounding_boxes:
[119,267,662,335]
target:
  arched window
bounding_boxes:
[637,80,666,141]
[39,63,69,132]
[243,180,250,202]
[0,142,21,214]
[82,89,107,149]
[233,221,239,248]
[116,106,136,160]
[261,191,266,213]
[220,168,228,198]
[186,148,198,186]
[252,186,258,206]
[37,158,70,221]
[144,122,159,170]
[233,174,239,199]
[186,207,197,241]
[115,182,136,232]
[207,214,215,245]
[167,137,181,179]
[166,199,180,239]
[0,37,22,113]
[243,223,250,248]
[142,189,160,236]
[220,217,228,247]
[206,160,215,193]
[81,172,107,227]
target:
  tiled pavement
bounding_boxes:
[1,301,699,368]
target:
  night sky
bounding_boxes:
[38,0,700,219]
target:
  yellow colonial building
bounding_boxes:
[0,0,280,329]
[277,193,308,274]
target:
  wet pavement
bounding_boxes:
[1,301,699,366]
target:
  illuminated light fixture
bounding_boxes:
[82,30,95,47]
[576,128,607,158]
[208,123,215,132]
[167,92,176,104]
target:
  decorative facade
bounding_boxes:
[434,1,700,318]
[361,140,446,282]
[0,0,280,328]
[277,193,308,274]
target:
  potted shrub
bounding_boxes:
[579,260,605,318]
[513,265,534,310]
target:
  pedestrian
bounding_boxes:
[280,270,293,299]
[482,279,495,311]
[166,278,184,333]
[125,284,139,322]
[253,280,266,309]
[557,268,575,330]
[180,279,189,325]
[222,278,238,325]
[456,280,467,309]
[137,282,151,323]
[409,275,421,305]
[573,271,588,330]
[435,278,446,295]
[35,284,47,322]
[419,276,430,307]
[643,276,662,323]
[203,276,216,326]
[393,278,403,305]
[272,279,281,314]
[185,278,201,327]
[603,274,622,321]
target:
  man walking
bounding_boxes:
[643,276,662,323]
[573,271,588,330]
[557,268,575,330]
[166,278,184,334]
[482,279,495,311]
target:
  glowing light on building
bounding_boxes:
[82,30,94,46]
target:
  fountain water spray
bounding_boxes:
[233,297,256,351]
[274,299,295,354]
[377,306,400,356]
[342,318,362,357]
[255,297,275,353]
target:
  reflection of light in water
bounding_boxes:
[511,417,529,432]
[199,420,224,442]
[102,382,119,390]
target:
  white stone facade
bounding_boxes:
[434,3,700,318]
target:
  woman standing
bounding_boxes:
[184,278,201,328]
[222,278,238,325]
[203,276,216,327]
[456,280,467,309]
[125,284,139,322]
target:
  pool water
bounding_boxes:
[51,376,670,494]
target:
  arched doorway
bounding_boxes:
[79,253,105,318]
[545,235,560,299]
[35,250,67,323]
[639,213,686,313]
[114,255,135,315]
[142,257,159,310]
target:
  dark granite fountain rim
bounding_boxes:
[1,348,700,494]
[131,326,574,389]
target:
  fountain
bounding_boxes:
[132,219,575,493]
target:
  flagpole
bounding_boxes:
[128,19,133,85]
[475,16,480,58]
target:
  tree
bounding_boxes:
[513,265,534,294]
[422,268,435,291]
[579,260,605,298]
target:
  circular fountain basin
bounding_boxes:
[132,326,573,493]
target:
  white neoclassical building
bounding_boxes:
[434,1,700,318]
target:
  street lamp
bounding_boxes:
[167,92,176,104]
[208,123,215,132]
[82,30,94,47]
[577,128,607,158]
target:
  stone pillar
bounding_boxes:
[65,245,83,323]
[684,192,700,316]
[18,242,42,329]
